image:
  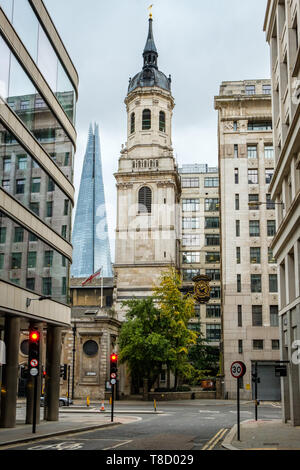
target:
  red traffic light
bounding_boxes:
[29,330,40,342]
[110,353,118,362]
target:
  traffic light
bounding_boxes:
[110,353,118,377]
[28,329,40,375]
[60,364,68,380]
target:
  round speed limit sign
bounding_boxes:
[230,361,246,379]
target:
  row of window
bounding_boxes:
[8,276,67,296]
[182,198,219,212]
[235,168,275,189]
[0,224,68,243]
[236,246,275,264]
[193,304,221,318]
[236,273,278,293]
[245,84,271,95]
[130,110,166,133]
[181,177,219,188]
[238,339,279,353]
[1,250,67,270]
[235,219,276,237]
[233,144,274,159]
[182,217,219,229]
[2,153,70,172]
[237,305,278,327]
[183,266,221,281]
[235,193,275,210]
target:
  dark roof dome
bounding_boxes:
[128,17,171,94]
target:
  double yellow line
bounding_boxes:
[202,428,228,450]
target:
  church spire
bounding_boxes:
[143,16,158,69]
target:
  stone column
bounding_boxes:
[44,326,62,421]
[0,316,20,428]
[26,323,43,424]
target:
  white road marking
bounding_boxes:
[103,440,133,450]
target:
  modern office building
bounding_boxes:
[179,164,221,361]
[71,123,113,279]
[0,0,78,427]
[215,80,280,400]
[114,13,181,323]
[264,0,300,424]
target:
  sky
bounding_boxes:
[44,0,270,262]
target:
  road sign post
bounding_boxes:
[110,354,118,423]
[230,361,246,442]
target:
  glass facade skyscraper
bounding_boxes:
[71,123,113,278]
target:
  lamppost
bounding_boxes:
[71,322,77,401]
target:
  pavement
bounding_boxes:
[222,419,300,450]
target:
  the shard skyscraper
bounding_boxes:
[71,123,113,278]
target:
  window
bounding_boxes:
[248,121,272,131]
[46,201,53,218]
[233,121,238,131]
[206,324,221,342]
[48,177,55,192]
[205,252,220,264]
[235,194,239,210]
[64,153,70,166]
[237,274,241,292]
[204,177,219,187]
[29,233,38,242]
[235,168,239,184]
[27,252,37,268]
[62,255,67,267]
[236,247,241,264]
[31,178,41,193]
[252,305,263,326]
[3,158,11,173]
[142,109,151,130]
[182,178,199,188]
[130,112,135,134]
[234,144,239,158]
[206,305,221,318]
[159,111,166,132]
[29,202,39,216]
[251,274,261,293]
[182,234,200,246]
[245,85,255,95]
[206,269,220,281]
[236,220,240,237]
[194,304,200,317]
[62,277,67,296]
[249,194,259,210]
[269,274,278,292]
[210,286,221,298]
[205,234,220,246]
[238,305,242,327]
[182,199,199,212]
[205,198,219,212]
[253,340,264,350]
[250,247,261,264]
[26,278,35,291]
[264,145,274,158]
[263,84,271,94]
[35,97,46,108]
[205,217,219,229]
[0,227,6,244]
[44,251,53,267]
[272,340,280,350]
[183,217,200,229]
[61,225,67,239]
[267,220,276,237]
[17,155,27,170]
[238,340,243,354]
[270,306,279,327]
[138,186,152,213]
[20,100,30,110]
[265,169,274,184]
[183,269,200,281]
[247,145,257,158]
[249,220,260,237]
[64,200,69,216]
[0,253,4,269]
[42,277,52,296]
[14,227,24,243]
[248,169,258,184]
[182,252,200,264]
[266,194,275,209]
[2,180,10,192]
[268,248,276,264]
[16,179,25,194]
[11,253,22,269]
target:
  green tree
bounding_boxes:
[153,268,197,390]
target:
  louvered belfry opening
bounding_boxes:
[138,186,152,213]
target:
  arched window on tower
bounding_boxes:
[130,112,135,134]
[159,111,166,132]
[142,109,151,130]
[138,186,152,214]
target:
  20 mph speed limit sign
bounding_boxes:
[230,361,246,379]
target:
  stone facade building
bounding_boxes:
[215,80,280,400]
[264,0,300,424]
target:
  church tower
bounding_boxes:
[114,13,181,319]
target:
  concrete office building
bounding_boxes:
[179,164,221,359]
[0,0,78,427]
[215,80,280,400]
[264,0,300,424]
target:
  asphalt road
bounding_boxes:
[3,401,281,451]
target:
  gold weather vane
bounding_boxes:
[148,4,153,19]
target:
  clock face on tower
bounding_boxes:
[193,275,211,304]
